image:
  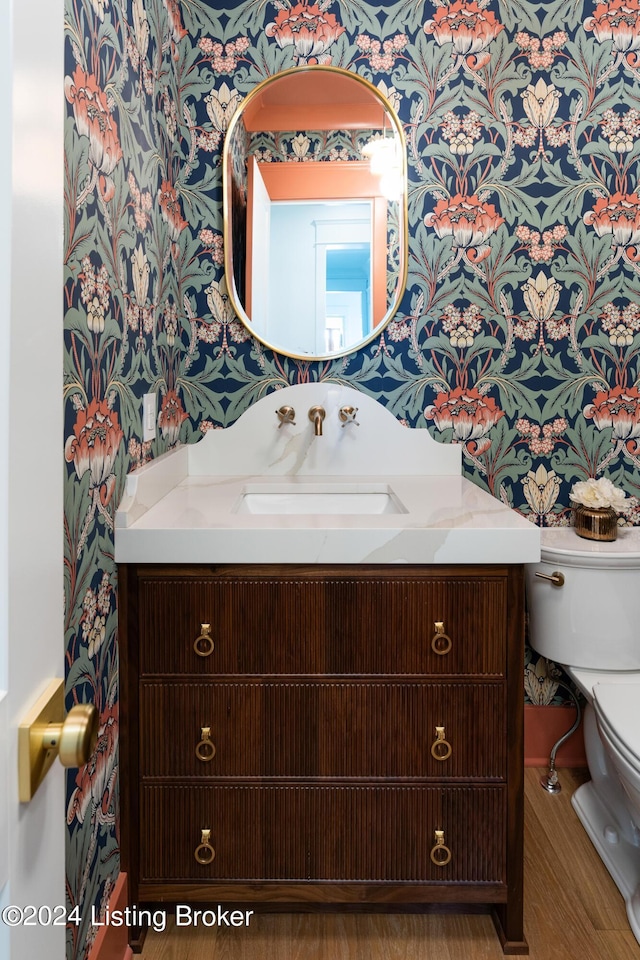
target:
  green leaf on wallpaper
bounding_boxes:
[63,498,101,599]
[384,378,446,423]
[558,36,615,108]
[539,365,604,420]
[177,367,228,422]
[479,371,540,415]
[580,334,617,351]
[468,334,505,355]
[181,0,224,35]
[405,30,454,95]
[544,170,605,222]
[480,170,543,221]
[381,1,430,35]
[551,418,615,480]
[539,0,585,32]
[496,0,542,32]
[66,655,98,696]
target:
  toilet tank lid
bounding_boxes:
[540,527,640,568]
[593,682,640,760]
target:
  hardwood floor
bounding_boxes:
[141,768,640,959]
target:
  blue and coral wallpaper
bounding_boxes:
[63,0,640,955]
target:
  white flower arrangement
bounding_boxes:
[569,477,627,512]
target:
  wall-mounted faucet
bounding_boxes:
[276,406,296,428]
[339,405,360,428]
[308,405,326,437]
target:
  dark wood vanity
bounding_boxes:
[119,562,527,954]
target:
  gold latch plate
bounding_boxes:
[18,679,64,803]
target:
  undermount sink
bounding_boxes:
[235,484,406,516]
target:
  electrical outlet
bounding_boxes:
[142,392,157,442]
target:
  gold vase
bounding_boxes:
[572,503,618,541]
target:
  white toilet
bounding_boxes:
[526,527,640,943]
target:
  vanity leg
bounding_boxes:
[492,904,528,954]
[128,925,148,954]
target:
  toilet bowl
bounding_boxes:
[525,528,640,943]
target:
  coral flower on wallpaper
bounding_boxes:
[584,192,640,247]
[158,390,189,446]
[64,66,122,187]
[424,1,504,59]
[584,385,640,450]
[424,387,505,455]
[158,180,188,241]
[424,194,504,260]
[584,0,640,59]
[265,3,345,63]
[66,706,118,825]
[64,399,124,500]
[162,0,188,45]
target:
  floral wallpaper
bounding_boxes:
[63,0,640,956]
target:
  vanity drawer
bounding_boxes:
[140,679,505,780]
[136,569,507,676]
[139,783,507,884]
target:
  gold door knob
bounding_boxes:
[430,726,452,761]
[43,703,99,767]
[430,829,452,867]
[18,680,99,802]
[431,621,452,656]
[195,829,216,865]
[194,623,214,657]
[195,726,216,762]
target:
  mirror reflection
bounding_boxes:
[223,66,407,359]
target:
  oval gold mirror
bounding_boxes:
[223,65,407,360]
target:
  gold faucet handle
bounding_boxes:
[339,405,360,427]
[276,405,296,427]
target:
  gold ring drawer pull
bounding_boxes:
[430,726,452,761]
[431,621,452,656]
[194,623,214,657]
[430,830,452,867]
[195,726,216,762]
[195,829,216,865]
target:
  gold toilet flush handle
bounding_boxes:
[430,829,452,867]
[431,621,452,656]
[195,829,216,865]
[534,570,565,587]
[19,680,99,802]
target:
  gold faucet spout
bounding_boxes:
[308,405,326,437]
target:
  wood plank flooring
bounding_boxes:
[141,768,640,959]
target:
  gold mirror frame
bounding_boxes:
[222,65,408,361]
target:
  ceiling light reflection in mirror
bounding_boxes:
[222,66,408,360]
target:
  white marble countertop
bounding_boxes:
[114,384,540,566]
